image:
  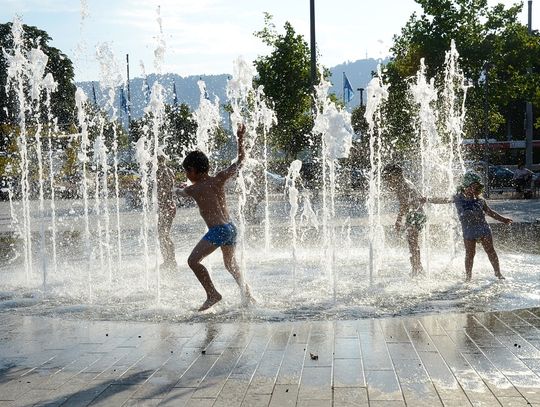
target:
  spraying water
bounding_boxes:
[28,45,50,290]
[1,21,538,324]
[96,42,124,274]
[312,72,353,299]
[364,65,390,283]
[285,159,302,290]
[224,58,277,289]
[5,17,33,282]
[193,80,221,155]
[44,74,58,275]
[75,88,93,300]
[410,41,468,274]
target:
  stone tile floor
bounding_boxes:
[0,308,539,406]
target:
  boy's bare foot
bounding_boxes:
[199,293,222,311]
[495,273,505,280]
[242,292,257,307]
[241,285,257,307]
[465,275,472,282]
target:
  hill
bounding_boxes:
[75,57,390,120]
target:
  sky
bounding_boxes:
[0,0,537,82]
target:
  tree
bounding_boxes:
[0,22,77,188]
[0,22,76,129]
[384,0,540,152]
[253,14,315,160]
[129,103,197,169]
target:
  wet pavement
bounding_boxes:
[0,307,539,406]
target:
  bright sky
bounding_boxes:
[0,0,536,82]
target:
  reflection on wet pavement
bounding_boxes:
[0,307,539,406]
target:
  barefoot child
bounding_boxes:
[382,164,426,277]
[426,171,512,281]
[177,124,254,311]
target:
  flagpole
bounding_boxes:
[310,0,317,87]
[342,72,345,105]
[92,82,97,105]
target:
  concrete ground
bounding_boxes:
[0,307,539,406]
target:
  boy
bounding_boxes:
[157,153,178,271]
[178,123,253,311]
[425,171,512,281]
[382,164,426,277]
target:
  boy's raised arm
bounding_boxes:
[216,123,246,182]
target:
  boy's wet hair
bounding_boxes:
[182,150,210,173]
[183,150,210,173]
[382,164,403,177]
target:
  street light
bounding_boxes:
[309,0,317,87]
[356,88,365,107]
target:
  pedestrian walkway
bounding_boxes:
[0,308,539,406]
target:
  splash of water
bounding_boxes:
[224,56,278,296]
[364,65,390,283]
[75,87,93,300]
[5,17,33,282]
[312,71,354,299]
[286,159,302,290]
[96,42,124,274]
[28,46,50,290]
[44,73,58,275]
[410,41,468,274]
[254,86,277,251]
[193,80,221,155]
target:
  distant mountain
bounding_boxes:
[75,58,390,120]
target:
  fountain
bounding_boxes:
[0,15,538,324]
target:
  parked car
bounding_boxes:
[487,166,515,188]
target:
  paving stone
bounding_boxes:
[268,383,298,407]
[333,387,369,407]
[365,370,403,401]
[0,309,538,407]
[213,377,250,407]
[298,366,332,400]
[333,357,365,387]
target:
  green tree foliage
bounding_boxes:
[384,0,540,150]
[129,103,197,169]
[253,14,315,160]
[0,22,77,186]
[0,22,76,130]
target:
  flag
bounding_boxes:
[92,82,97,105]
[173,82,178,105]
[120,88,128,113]
[343,72,354,104]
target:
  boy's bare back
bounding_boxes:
[184,173,233,227]
[180,123,246,228]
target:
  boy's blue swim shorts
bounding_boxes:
[203,222,237,246]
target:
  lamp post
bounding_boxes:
[356,87,364,107]
[483,62,493,198]
[309,0,317,87]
